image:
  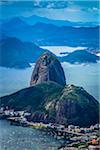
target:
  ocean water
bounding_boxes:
[0,62,99,101]
[0,120,61,150]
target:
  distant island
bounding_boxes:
[60,50,99,63]
[0,37,99,69]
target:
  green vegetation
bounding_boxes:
[0,82,99,126]
[73,142,87,148]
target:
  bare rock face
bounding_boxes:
[30,52,66,86]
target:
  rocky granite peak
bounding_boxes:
[30,52,66,86]
[0,53,99,127]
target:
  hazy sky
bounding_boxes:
[0,0,99,22]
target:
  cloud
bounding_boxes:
[92,7,100,12]
[0,0,99,22]
[93,7,98,11]
[0,0,68,9]
[67,8,80,12]
[0,0,99,11]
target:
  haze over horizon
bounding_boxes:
[0,0,99,23]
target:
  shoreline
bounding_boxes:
[1,116,100,150]
[0,108,100,150]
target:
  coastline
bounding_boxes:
[0,108,99,150]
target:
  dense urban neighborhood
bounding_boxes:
[0,106,99,150]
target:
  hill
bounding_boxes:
[60,50,99,63]
[0,37,46,68]
[0,82,99,127]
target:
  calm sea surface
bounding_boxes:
[0,120,61,150]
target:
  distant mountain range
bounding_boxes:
[0,16,99,69]
[0,17,99,48]
[1,15,99,27]
[20,15,99,27]
[0,37,99,69]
